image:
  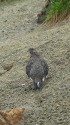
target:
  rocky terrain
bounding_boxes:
[0,0,70,125]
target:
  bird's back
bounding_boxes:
[26,56,39,78]
[30,60,44,79]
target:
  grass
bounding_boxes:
[46,0,70,21]
[37,0,70,23]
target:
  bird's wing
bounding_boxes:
[40,58,48,75]
[30,61,44,79]
[26,57,36,77]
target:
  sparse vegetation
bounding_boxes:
[37,0,70,23]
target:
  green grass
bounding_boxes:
[37,0,70,23]
[46,0,70,21]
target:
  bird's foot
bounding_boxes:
[42,77,45,82]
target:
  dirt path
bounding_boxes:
[0,0,45,42]
[0,0,70,125]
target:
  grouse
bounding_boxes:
[26,48,48,89]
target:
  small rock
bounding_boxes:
[2,63,13,71]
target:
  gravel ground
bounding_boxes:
[0,0,70,125]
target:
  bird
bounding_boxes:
[26,48,48,89]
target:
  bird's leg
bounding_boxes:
[27,75,32,81]
[46,75,48,79]
[37,82,40,88]
[31,81,37,90]
[42,77,45,82]
[33,82,38,90]
[29,77,33,81]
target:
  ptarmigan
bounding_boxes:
[26,48,48,89]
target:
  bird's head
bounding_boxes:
[28,48,39,57]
